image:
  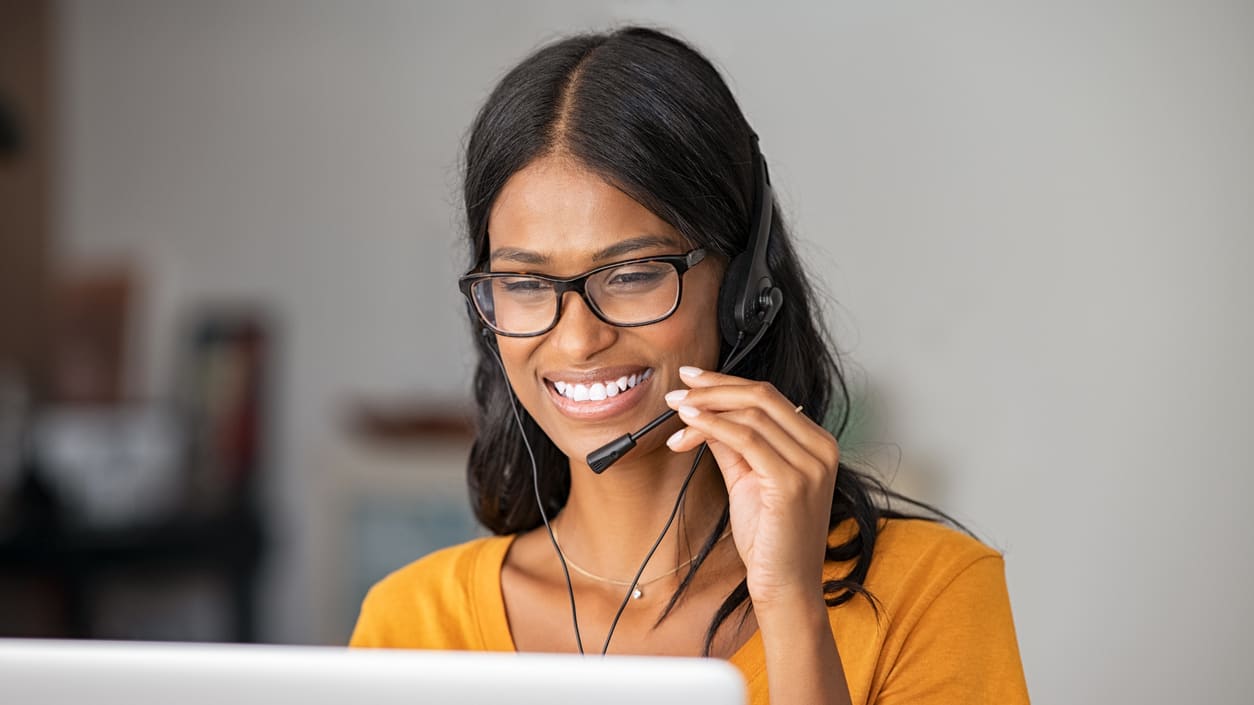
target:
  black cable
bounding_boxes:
[600,442,709,655]
[482,331,585,653]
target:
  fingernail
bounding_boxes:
[664,389,688,404]
[666,429,685,448]
[677,405,700,418]
[679,366,704,378]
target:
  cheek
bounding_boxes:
[677,270,726,367]
[494,338,540,393]
[644,295,721,373]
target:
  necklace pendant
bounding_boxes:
[631,587,643,600]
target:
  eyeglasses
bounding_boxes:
[459,248,707,337]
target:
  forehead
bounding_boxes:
[486,156,686,272]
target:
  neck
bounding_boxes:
[551,440,731,581]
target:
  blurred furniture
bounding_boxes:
[308,406,479,645]
[0,499,264,641]
[0,309,272,642]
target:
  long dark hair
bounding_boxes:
[461,26,949,654]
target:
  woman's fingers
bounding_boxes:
[666,367,840,474]
[669,405,802,490]
[666,405,827,482]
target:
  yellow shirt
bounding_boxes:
[351,518,1030,704]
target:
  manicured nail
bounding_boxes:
[677,405,700,418]
[679,366,704,378]
[666,429,685,448]
[664,389,688,404]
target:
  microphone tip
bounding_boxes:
[587,434,636,474]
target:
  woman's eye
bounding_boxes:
[606,269,664,288]
[500,278,550,294]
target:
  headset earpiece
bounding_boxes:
[717,135,782,348]
[717,253,755,345]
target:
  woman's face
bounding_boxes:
[485,155,725,463]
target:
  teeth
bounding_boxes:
[553,368,652,403]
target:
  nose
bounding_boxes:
[545,290,618,359]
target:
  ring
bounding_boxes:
[793,404,804,414]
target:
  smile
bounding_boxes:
[544,367,654,420]
[552,368,653,401]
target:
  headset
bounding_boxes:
[585,133,783,473]
[477,133,783,654]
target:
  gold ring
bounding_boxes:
[793,404,804,414]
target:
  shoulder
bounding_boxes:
[826,516,999,581]
[862,517,1002,609]
[372,534,510,596]
[869,517,1001,580]
[824,516,1008,634]
[350,534,514,649]
[820,519,1029,703]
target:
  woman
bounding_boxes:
[351,26,1030,705]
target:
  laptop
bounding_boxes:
[0,638,747,705]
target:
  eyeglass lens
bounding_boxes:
[471,260,681,335]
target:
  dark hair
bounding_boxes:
[461,26,949,654]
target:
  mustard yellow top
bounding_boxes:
[350,518,1030,704]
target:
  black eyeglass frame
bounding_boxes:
[459,248,707,338]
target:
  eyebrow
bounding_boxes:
[489,235,685,266]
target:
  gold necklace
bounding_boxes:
[550,527,733,600]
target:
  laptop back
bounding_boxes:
[0,639,747,705]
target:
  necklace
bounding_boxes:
[550,527,733,600]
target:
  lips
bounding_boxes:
[543,366,655,420]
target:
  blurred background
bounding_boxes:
[1,0,1251,702]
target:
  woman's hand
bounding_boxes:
[664,365,840,608]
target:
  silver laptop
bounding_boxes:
[0,638,746,705]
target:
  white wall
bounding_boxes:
[56,0,604,649]
[56,1,1254,702]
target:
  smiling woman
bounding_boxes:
[350,26,1030,705]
